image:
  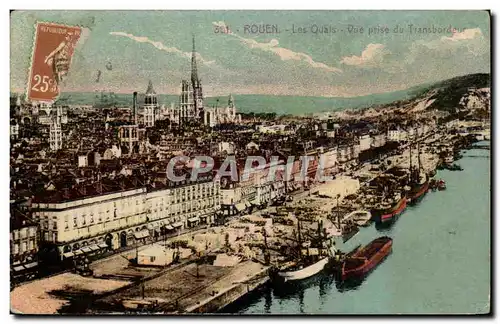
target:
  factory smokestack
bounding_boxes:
[133,91,138,124]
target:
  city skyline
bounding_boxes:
[10,10,490,97]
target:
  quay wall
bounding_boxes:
[185,267,270,313]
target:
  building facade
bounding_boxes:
[10,208,39,279]
[30,173,221,261]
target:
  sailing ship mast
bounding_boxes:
[409,136,413,183]
[417,140,421,174]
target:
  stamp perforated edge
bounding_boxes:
[25,20,87,105]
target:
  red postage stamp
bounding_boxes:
[27,22,81,103]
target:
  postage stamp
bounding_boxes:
[27,22,81,103]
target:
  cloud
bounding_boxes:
[382,27,489,76]
[109,31,215,65]
[340,43,391,68]
[212,21,342,73]
[408,28,488,59]
[442,27,482,42]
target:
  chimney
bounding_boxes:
[133,91,138,125]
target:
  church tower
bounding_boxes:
[143,80,158,127]
[191,35,204,119]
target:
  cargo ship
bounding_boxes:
[407,175,429,204]
[371,193,407,224]
[341,236,392,281]
[407,141,429,205]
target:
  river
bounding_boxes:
[225,142,490,315]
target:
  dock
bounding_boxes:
[91,260,270,314]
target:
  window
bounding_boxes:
[150,256,156,262]
[90,214,94,224]
[82,214,86,225]
[73,217,78,227]
[52,222,57,230]
[13,244,19,254]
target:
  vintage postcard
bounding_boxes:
[10,10,491,315]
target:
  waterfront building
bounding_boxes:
[29,167,221,261]
[387,127,408,142]
[220,178,243,217]
[358,134,372,152]
[151,170,221,233]
[319,147,338,178]
[372,133,387,148]
[31,185,148,260]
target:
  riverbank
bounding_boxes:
[229,142,490,314]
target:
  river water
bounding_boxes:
[226,142,491,315]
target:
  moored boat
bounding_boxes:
[344,210,372,227]
[380,196,407,223]
[273,219,333,283]
[341,236,392,281]
[407,141,429,204]
[437,179,446,191]
[407,175,429,204]
[276,256,329,282]
[371,194,407,224]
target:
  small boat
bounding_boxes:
[429,179,438,191]
[437,179,446,191]
[341,236,392,281]
[446,164,463,171]
[277,256,330,282]
[344,210,372,227]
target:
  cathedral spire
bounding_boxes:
[191,34,198,85]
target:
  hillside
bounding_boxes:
[415,73,490,112]
[10,73,490,116]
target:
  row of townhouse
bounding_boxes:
[31,174,220,261]
[387,123,435,143]
[219,159,287,216]
[219,148,342,216]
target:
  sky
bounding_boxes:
[10,10,490,97]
